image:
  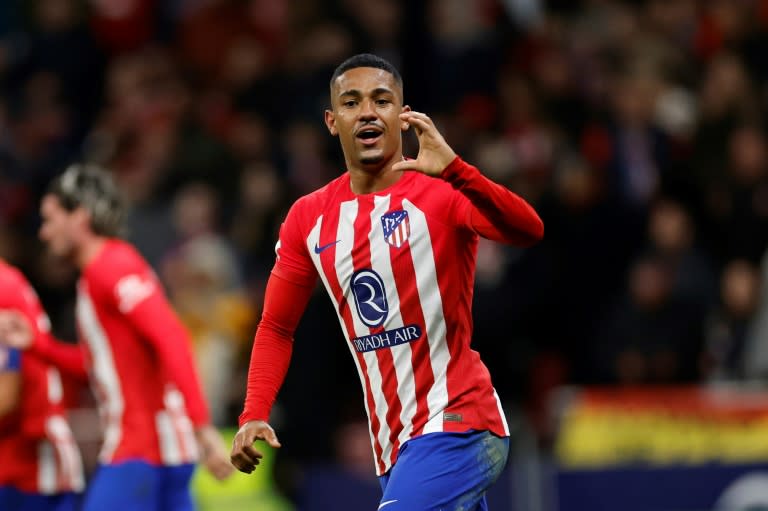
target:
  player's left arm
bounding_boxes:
[392,111,544,246]
[118,281,211,425]
[0,347,21,417]
[107,267,233,479]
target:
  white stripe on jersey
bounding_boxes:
[77,287,125,463]
[46,415,85,492]
[371,195,417,454]
[493,388,510,436]
[162,387,199,463]
[46,367,63,404]
[310,204,391,473]
[156,410,182,464]
[308,212,380,468]
[336,199,395,471]
[37,440,56,495]
[402,199,451,435]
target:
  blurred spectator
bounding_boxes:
[701,259,761,381]
[705,122,768,265]
[162,234,254,426]
[594,254,703,384]
[644,197,717,313]
[743,250,768,379]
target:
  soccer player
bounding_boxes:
[230,53,544,509]
[0,259,84,511]
[0,165,233,511]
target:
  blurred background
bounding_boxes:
[3,0,768,509]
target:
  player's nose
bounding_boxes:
[359,99,377,119]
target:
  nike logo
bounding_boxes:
[314,240,340,254]
[378,500,398,510]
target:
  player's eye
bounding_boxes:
[343,100,357,107]
[376,99,391,106]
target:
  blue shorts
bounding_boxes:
[0,486,79,511]
[81,461,195,511]
[378,429,509,511]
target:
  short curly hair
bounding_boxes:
[46,164,124,237]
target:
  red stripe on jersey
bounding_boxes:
[386,197,434,438]
[433,233,508,436]
[316,201,386,474]
[355,197,404,468]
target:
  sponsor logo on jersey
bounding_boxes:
[381,210,410,248]
[352,324,422,353]
[351,269,389,327]
[115,274,156,313]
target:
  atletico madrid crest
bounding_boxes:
[381,210,410,248]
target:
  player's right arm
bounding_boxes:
[230,271,314,473]
[232,199,318,474]
[0,346,21,417]
[0,303,87,382]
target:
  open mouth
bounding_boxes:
[356,127,382,145]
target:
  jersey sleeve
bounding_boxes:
[92,250,211,427]
[441,156,544,246]
[271,199,319,287]
[2,274,88,381]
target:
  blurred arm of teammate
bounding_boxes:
[0,346,21,417]
[0,310,88,382]
[392,111,544,246]
[122,288,234,480]
[231,272,314,474]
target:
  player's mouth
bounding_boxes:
[356,126,383,146]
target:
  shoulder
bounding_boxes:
[89,239,149,278]
[0,262,24,288]
[0,262,34,308]
[285,174,348,223]
[403,171,459,208]
[84,240,155,297]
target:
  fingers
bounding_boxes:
[399,111,433,124]
[229,421,281,474]
[391,159,419,173]
[400,112,433,135]
[230,440,263,474]
[264,428,282,449]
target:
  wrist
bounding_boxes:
[239,410,269,428]
[439,155,466,180]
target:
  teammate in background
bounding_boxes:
[0,165,233,511]
[0,259,84,511]
[230,53,544,509]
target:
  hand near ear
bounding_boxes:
[392,111,457,177]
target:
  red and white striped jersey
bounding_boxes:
[271,158,538,475]
[76,239,209,465]
[0,262,84,494]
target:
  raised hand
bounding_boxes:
[0,310,33,350]
[392,111,457,176]
[230,420,282,474]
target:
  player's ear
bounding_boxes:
[324,110,338,136]
[401,105,411,131]
[72,206,92,232]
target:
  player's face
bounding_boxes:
[39,195,78,259]
[325,67,409,170]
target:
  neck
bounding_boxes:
[74,235,107,269]
[348,153,405,195]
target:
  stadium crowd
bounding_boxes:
[2,0,768,489]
